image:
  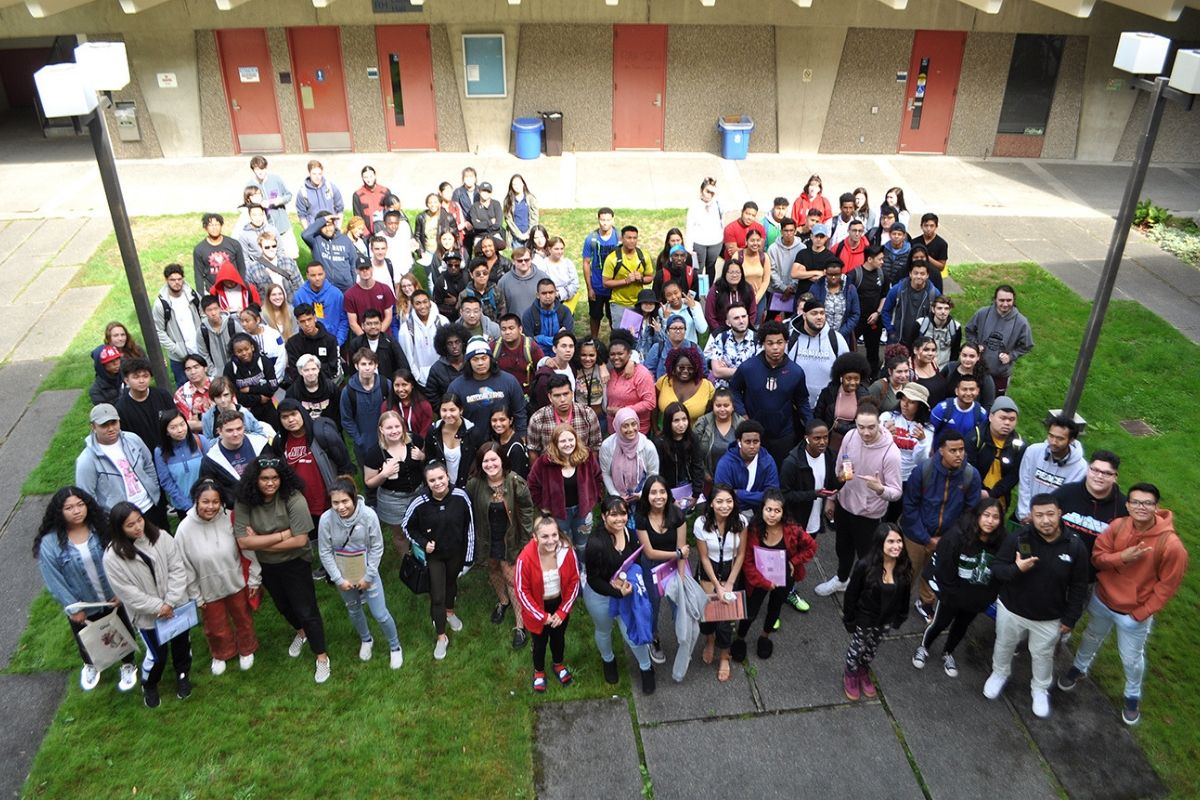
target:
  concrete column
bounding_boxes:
[775,25,847,153]
[444,23,520,154]
[1076,33,1136,162]
[123,29,202,157]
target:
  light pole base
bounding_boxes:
[1045,409,1087,434]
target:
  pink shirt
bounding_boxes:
[606,364,656,434]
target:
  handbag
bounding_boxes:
[399,551,431,594]
[77,609,138,671]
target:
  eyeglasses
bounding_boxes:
[1088,465,1118,478]
[257,457,281,468]
[1127,499,1157,508]
[514,257,531,262]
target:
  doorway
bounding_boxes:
[612,25,667,150]
[375,25,438,150]
[287,26,353,151]
[898,30,967,155]
[215,29,283,154]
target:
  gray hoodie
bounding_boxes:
[318,497,385,586]
[965,304,1034,379]
[175,505,260,603]
[1016,439,1087,520]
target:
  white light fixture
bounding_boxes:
[74,42,130,91]
[1168,48,1200,94]
[508,0,520,4]
[34,62,98,117]
[700,0,715,6]
[1113,31,1171,75]
[605,0,618,6]
[410,0,423,5]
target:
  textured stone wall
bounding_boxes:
[511,24,612,152]
[1115,91,1200,164]
[196,30,234,157]
[431,25,469,152]
[664,25,777,154]
[946,33,1013,158]
[341,25,386,153]
[819,28,911,154]
[1041,35,1086,159]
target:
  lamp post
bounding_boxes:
[1060,34,1198,423]
[34,43,169,389]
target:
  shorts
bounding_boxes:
[588,294,612,322]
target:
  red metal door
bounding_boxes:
[898,31,967,154]
[215,29,283,154]
[375,25,439,150]
[612,25,667,150]
[287,26,353,151]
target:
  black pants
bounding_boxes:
[764,431,796,475]
[858,319,883,379]
[737,580,793,638]
[260,556,327,654]
[138,627,192,688]
[142,500,170,532]
[921,599,980,655]
[69,606,137,667]
[693,242,723,283]
[531,596,569,672]
[429,550,466,635]
[835,506,881,581]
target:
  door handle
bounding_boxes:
[653,93,662,107]
[907,98,914,111]
[232,99,240,111]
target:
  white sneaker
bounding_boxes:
[983,672,1007,700]
[288,632,307,658]
[359,640,374,661]
[238,654,255,671]
[80,665,100,691]
[1031,689,1051,719]
[118,663,138,692]
[814,576,849,597]
[314,657,331,684]
[447,613,464,632]
[389,647,404,670]
[433,637,448,660]
[210,658,226,676]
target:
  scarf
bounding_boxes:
[611,407,645,495]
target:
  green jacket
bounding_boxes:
[466,472,535,563]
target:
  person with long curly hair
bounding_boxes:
[655,346,714,426]
[841,522,912,701]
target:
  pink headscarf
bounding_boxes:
[610,407,644,495]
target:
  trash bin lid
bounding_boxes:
[717,115,754,131]
[512,117,544,131]
[539,111,563,119]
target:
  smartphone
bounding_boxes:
[1018,541,1031,557]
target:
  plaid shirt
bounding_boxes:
[527,402,602,457]
[703,328,760,389]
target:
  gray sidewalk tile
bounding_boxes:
[534,698,643,800]
[13,266,79,305]
[0,218,42,266]
[0,672,67,800]
[750,591,858,712]
[641,705,925,800]
[12,285,110,362]
[0,389,80,531]
[0,301,49,363]
[0,361,52,443]
[49,216,109,269]
[0,496,51,671]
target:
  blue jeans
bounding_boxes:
[338,581,401,651]
[557,505,593,550]
[581,582,651,671]
[169,359,187,389]
[1072,592,1153,699]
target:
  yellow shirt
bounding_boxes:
[603,247,650,308]
[656,374,716,423]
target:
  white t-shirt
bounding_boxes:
[543,568,561,599]
[98,441,151,511]
[692,517,740,563]
[73,540,106,597]
[169,292,198,352]
[444,443,462,485]
[806,450,826,534]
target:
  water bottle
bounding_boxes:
[698,272,710,297]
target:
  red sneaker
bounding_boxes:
[553,664,573,686]
[844,668,861,701]
[859,668,877,698]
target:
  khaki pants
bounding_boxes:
[905,538,937,607]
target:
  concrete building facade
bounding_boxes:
[0,0,1197,163]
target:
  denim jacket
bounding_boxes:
[38,529,114,614]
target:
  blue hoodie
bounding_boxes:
[295,177,344,228]
[714,440,780,511]
[340,373,384,455]
[728,352,811,440]
[901,457,982,545]
[301,219,358,292]
[294,281,348,345]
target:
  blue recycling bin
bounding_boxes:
[717,115,754,160]
[512,117,544,160]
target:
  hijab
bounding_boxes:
[610,407,645,494]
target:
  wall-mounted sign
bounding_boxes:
[896,71,908,82]
[156,72,177,89]
[463,34,506,98]
[372,0,423,11]
[238,66,260,84]
[366,67,379,80]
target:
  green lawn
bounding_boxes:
[10,213,1200,798]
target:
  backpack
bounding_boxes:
[493,336,534,388]
[931,401,987,445]
[920,458,979,499]
[787,326,842,358]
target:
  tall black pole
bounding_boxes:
[1061,76,1168,421]
[86,108,169,389]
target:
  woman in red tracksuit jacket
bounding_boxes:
[733,489,817,661]
[515,516,581,693]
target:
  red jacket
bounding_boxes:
[791,192,832,225]
[381,395,434,440]
[742,521,817,590]
[527,452,603,519]
[514,538,581,634]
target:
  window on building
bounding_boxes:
[997,35,1066,136]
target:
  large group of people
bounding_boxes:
[39,159,1185,728]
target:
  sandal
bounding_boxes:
[717,656,731,683]
[532,671,547,693]
[554,664,573,686]
[702,635,715,665]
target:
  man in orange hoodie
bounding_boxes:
[1057,482,1188,726]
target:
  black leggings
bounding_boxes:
[429,551,466,636]
[835,506,881,581]
[737,580,793,639]
[857,318,883,379]
[531,596,569,672]
[693,243,723,283]
[920,599,980,655]
[260,556,327,654]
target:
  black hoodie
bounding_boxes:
[285,321,341,385]
[1053,479,1127,579]
[992,526,1089,627]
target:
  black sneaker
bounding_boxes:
[490,602,509,625]
[511,628,528,650]
[602,658,619,685]
[176,674,192,700]
[1057,666,1083,692]
[640,666,656,695]
[1122,696,1141,726]
[143,684,160,709]
[729,638,747,663]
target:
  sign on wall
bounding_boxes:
[463,34,506,98]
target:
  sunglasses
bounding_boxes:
[257,457,281,468]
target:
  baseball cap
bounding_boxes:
[811,223,830,238]
[890,222,907,234]
[89,403,120,424]
[478,181,493,192]
[98,345,122,364]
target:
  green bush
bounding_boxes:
[1133,198,1172,229]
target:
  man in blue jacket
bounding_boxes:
[520,278,574,351]
[301,213,358,292]
[293,263,348,346]
[714,420,780,514]
[728,319,811,468]
[902,430,981,621]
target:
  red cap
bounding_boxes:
[99,345,122,364]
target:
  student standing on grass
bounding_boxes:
[515,517,581,693]
[175,480,259,677]
[75,403,167,529]
[103,502,192,710]
[1058,483,1188,726]
[34,487,138,694]
[842,523,911,701]
[234,456,331,683]
[115,357,176,453]
[153,409,209,514]
[319,476,404,671]
[363,411,426,556]
[154,263,203,388]
[402,462,475,662]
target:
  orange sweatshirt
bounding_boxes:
[1092,510,1188,622]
